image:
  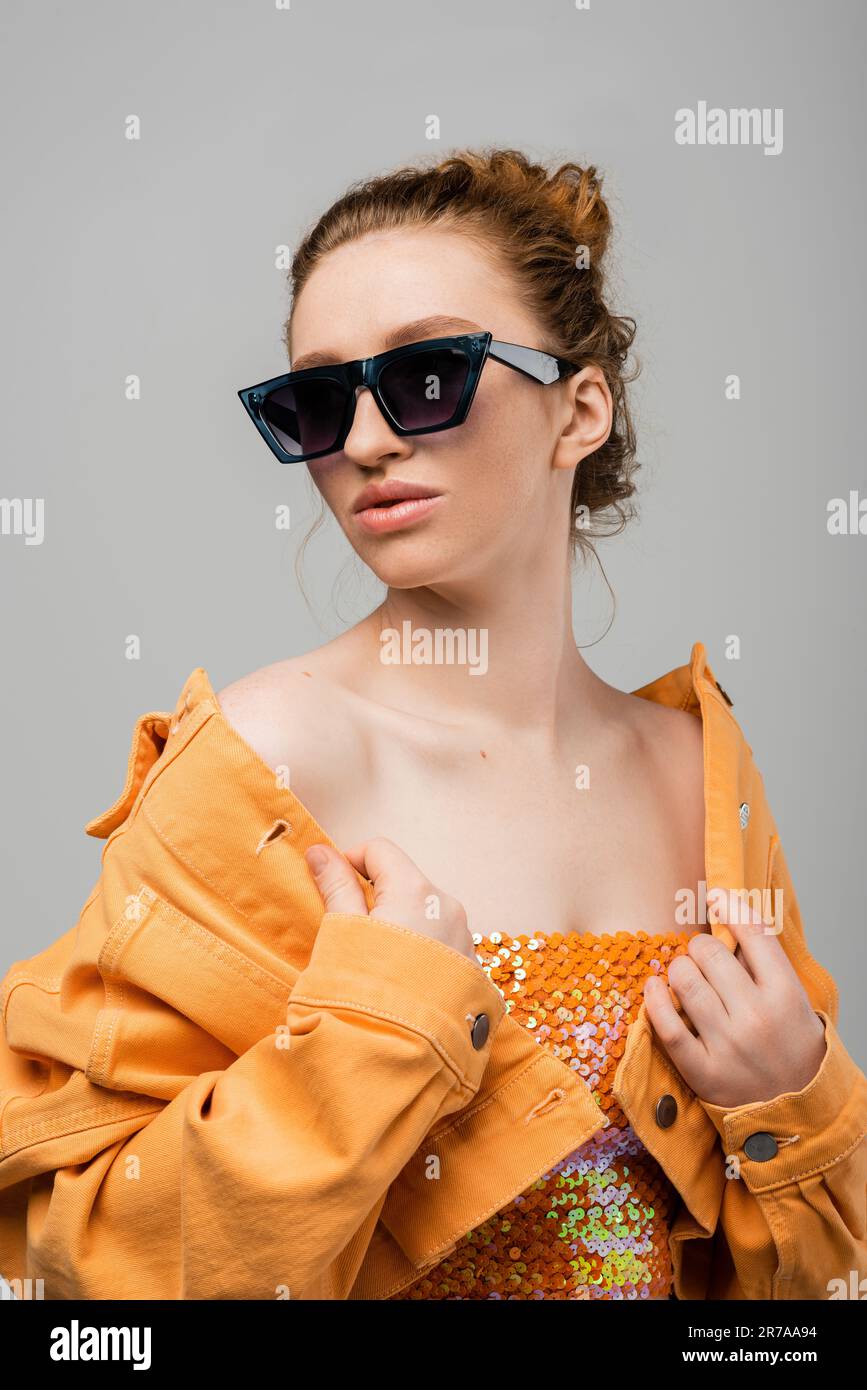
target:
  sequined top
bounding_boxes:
[394,929,694,1301]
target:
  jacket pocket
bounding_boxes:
[87,885,296,1097]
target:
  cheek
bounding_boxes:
[305,457,349,512]
[455,381,549,508]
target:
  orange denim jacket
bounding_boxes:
[0,642,865,1300]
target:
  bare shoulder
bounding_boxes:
[617,689,708,909]
[614,688,706,835]
[628,693,704,786]
[627,691,704,758]
[215,651,367,804]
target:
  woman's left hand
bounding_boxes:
[643,888,828,1109]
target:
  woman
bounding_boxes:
[0,149,863,1301]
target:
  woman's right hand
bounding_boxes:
[303,837,478,965]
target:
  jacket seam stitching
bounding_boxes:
[88,906,139,1085]
[1,973,63,1020]
[288,991,480,1094]
[153,904,294,998]
[140,799,260,929]
[2,1101,164,1157]
[2,972,63,990]
[87,890,293,1086]
[320,913,507,1020]
[426,1047,590,1139]
[90,1002,123,1088]
[121,891,292,1000]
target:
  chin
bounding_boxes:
[357,541,461,591]
[366,559,451,590]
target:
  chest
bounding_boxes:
[316,736,707,941]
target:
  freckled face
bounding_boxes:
[289,227,576,589]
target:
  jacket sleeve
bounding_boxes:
[699,828,867,1300]
[0,905,506,1301]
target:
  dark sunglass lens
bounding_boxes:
[260,378,347,458]
[378,348,471,430]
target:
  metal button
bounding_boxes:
[655,1093,677,1128]
[739,802,750,830]
[744,1131,778,1162]
[470,1013,490,1050]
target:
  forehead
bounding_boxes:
[288,225,535,365]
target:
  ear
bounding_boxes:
[551,365,613,472]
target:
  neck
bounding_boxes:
[348,563,611,739]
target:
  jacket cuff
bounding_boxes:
[288,911,506,1100]
[699,1010,867,1190]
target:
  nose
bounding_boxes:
[342,383,407,465]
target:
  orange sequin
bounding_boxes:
[393,929,694,1300]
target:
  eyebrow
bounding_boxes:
[289,315,484,371]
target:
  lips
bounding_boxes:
[352,479,442,512]
[352,486,445,535]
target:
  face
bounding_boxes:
[288,226,611,592]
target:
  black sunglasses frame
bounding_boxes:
[237,331,581,465]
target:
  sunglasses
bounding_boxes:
[237,330,581,465]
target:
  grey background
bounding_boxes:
[1,0,864,1076]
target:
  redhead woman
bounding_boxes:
[1,149,864,1302]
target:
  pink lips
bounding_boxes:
[351,478,444,534]
[353,494,444,533]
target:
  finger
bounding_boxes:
[341,845,373,882]
[666,953,730,1042]
[707,886,790,989]
[684,929,757,1017]
[341,837,427,912]
[643,975,711,1089]
[304,843,369,916]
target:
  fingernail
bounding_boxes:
[305,845,329,873]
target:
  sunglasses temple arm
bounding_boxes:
[486,341,574,385]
